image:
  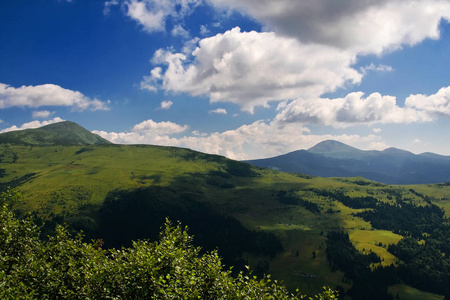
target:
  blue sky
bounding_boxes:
[1,0,450,159]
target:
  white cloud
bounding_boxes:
[0,83,110,111]
[126,0,167,32]
[192,130,207,137]
[0,117,64,133]
[360,63,394,75]
[32,110,55,119]
[209,108,227,114]
[171,25,190,38]
[141,67,162,91]
[200,24,210,35]
[125,0,201,33]
[181,37,200,54]
[413,138,422,144]
[373,128,382,133]
[368,141,389,151]
[92,119,188,145]
[159,100,173,110]
[208,0,450,55]
[405,86,450,116]
[274,92,432,127]
[144,27,361,112]
[132,119,188,135]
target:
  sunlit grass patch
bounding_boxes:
[349,230,403,266]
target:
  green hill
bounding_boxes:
[1,123,449,299]
[0,121,111,146]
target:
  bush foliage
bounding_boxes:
[0,190,336,300]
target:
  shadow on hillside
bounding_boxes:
[91,184,282,271]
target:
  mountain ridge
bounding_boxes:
[246,140,450,184]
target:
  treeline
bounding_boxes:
[356,201,445,238]
[0,190,337,299]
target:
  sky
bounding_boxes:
[1,0,450,160]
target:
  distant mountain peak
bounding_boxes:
[0,121,112,146]
[307,140,362,158]
[40,120,80,130]
[309,140,358,152]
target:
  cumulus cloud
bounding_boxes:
[405,86,450,116]
[132,119,188,134]
[209,108,227,114]
[126,0,201,33]
[144,27,361,112]
[32,110,55,119]
[159,100,173,110]
[0,117,64,133]
[274,92,433,127]
[93,119,188,145]
[0,83,110,111]
[94,118,384,160]
[208,0,450,55]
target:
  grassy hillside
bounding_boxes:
[1,142,449,299]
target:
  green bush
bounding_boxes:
[0,190,337,299]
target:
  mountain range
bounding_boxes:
[245,140,450,184]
